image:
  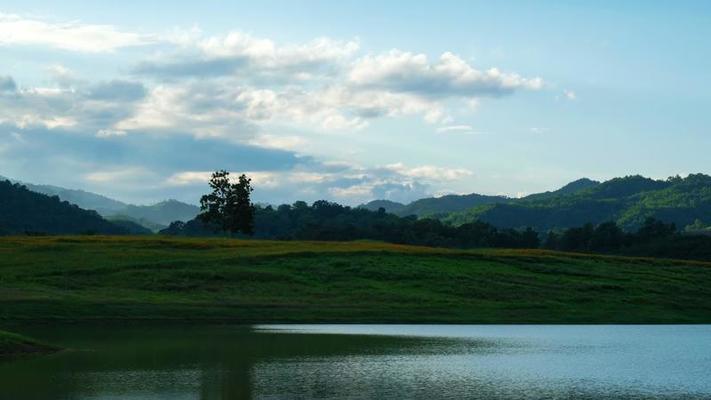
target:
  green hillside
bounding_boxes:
[359,199,406,214]
[0,176,198,230]
[362,193,509,218]
[21,182,127,215]
[2,236,711,323]
[445,174,711,231]
[0,180,127,235]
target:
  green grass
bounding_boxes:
[1,235,711,323]
[0,330,59,357]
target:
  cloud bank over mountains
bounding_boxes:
[0,12,545,205]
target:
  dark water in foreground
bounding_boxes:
[1,324,711,399]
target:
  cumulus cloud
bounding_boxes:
[248,133,306,150]
[3,17,546,140]
[114,83,260,138]
[563,89,576,100]
[0,76,148,133]
[1,16,544,204]
[135,32,359,80]
[0,12,156,52]
[383,162,473,181]
[349,50,543,98]
[127,32,542,130]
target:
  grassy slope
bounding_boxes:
[1,236,711,323]
[0,330,59,357]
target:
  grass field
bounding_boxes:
[1,236,711,323]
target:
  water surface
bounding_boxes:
[1,324,710,399]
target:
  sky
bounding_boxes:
[1,1,710,205]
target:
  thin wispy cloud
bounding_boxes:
[0,12,157,52]
[436,125,487,135]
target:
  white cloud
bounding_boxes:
[165,171,213,186]
[0,75,147,133]
[1,17,545,205]
[2,17,547,142]
[199,32,359,68]
[349,50,543,98]
[328,184,373,199]
[135,31,359,80]
[384,162,473,181]
[46,64,80,87]
[96,129,127,138]
[436,125,485,135]
[14,114,76,129]
[84,167,152,183]
[115,83,256,138]
[0,12,156,52]
[128,33,544,131]
[248,133,306,150]
[563,90,576,100]
[165,170,327,189]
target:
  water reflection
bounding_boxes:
[1,325,710,399]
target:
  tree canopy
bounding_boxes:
[198,171,255,236]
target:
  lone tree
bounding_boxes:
[198,170,255,236]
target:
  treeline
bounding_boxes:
[162,200,540,248]
[161,200,711,261]
[544,217,711,261]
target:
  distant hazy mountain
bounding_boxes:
[22,183,128,215]
[0,179,127,235]
[0,176,199,231]
[112,200,200,227]
[444,174,711,232]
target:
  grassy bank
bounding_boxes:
[0,330,59,357]
[1,236,711,323]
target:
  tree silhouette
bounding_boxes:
[198,171,254,236]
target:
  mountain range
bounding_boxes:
[0,175,200,231]
[363,174,711,232]
[2,173,709,236]
[0,180,129,235]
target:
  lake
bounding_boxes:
[1,324,710,399]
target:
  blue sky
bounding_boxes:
[1,1,709,205]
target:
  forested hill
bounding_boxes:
[360,178,601,218]
[0,180,127,235]
[444,174,711,232]
[361,193,510,217]
[19,182,128,215]
[0,175,199,231]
